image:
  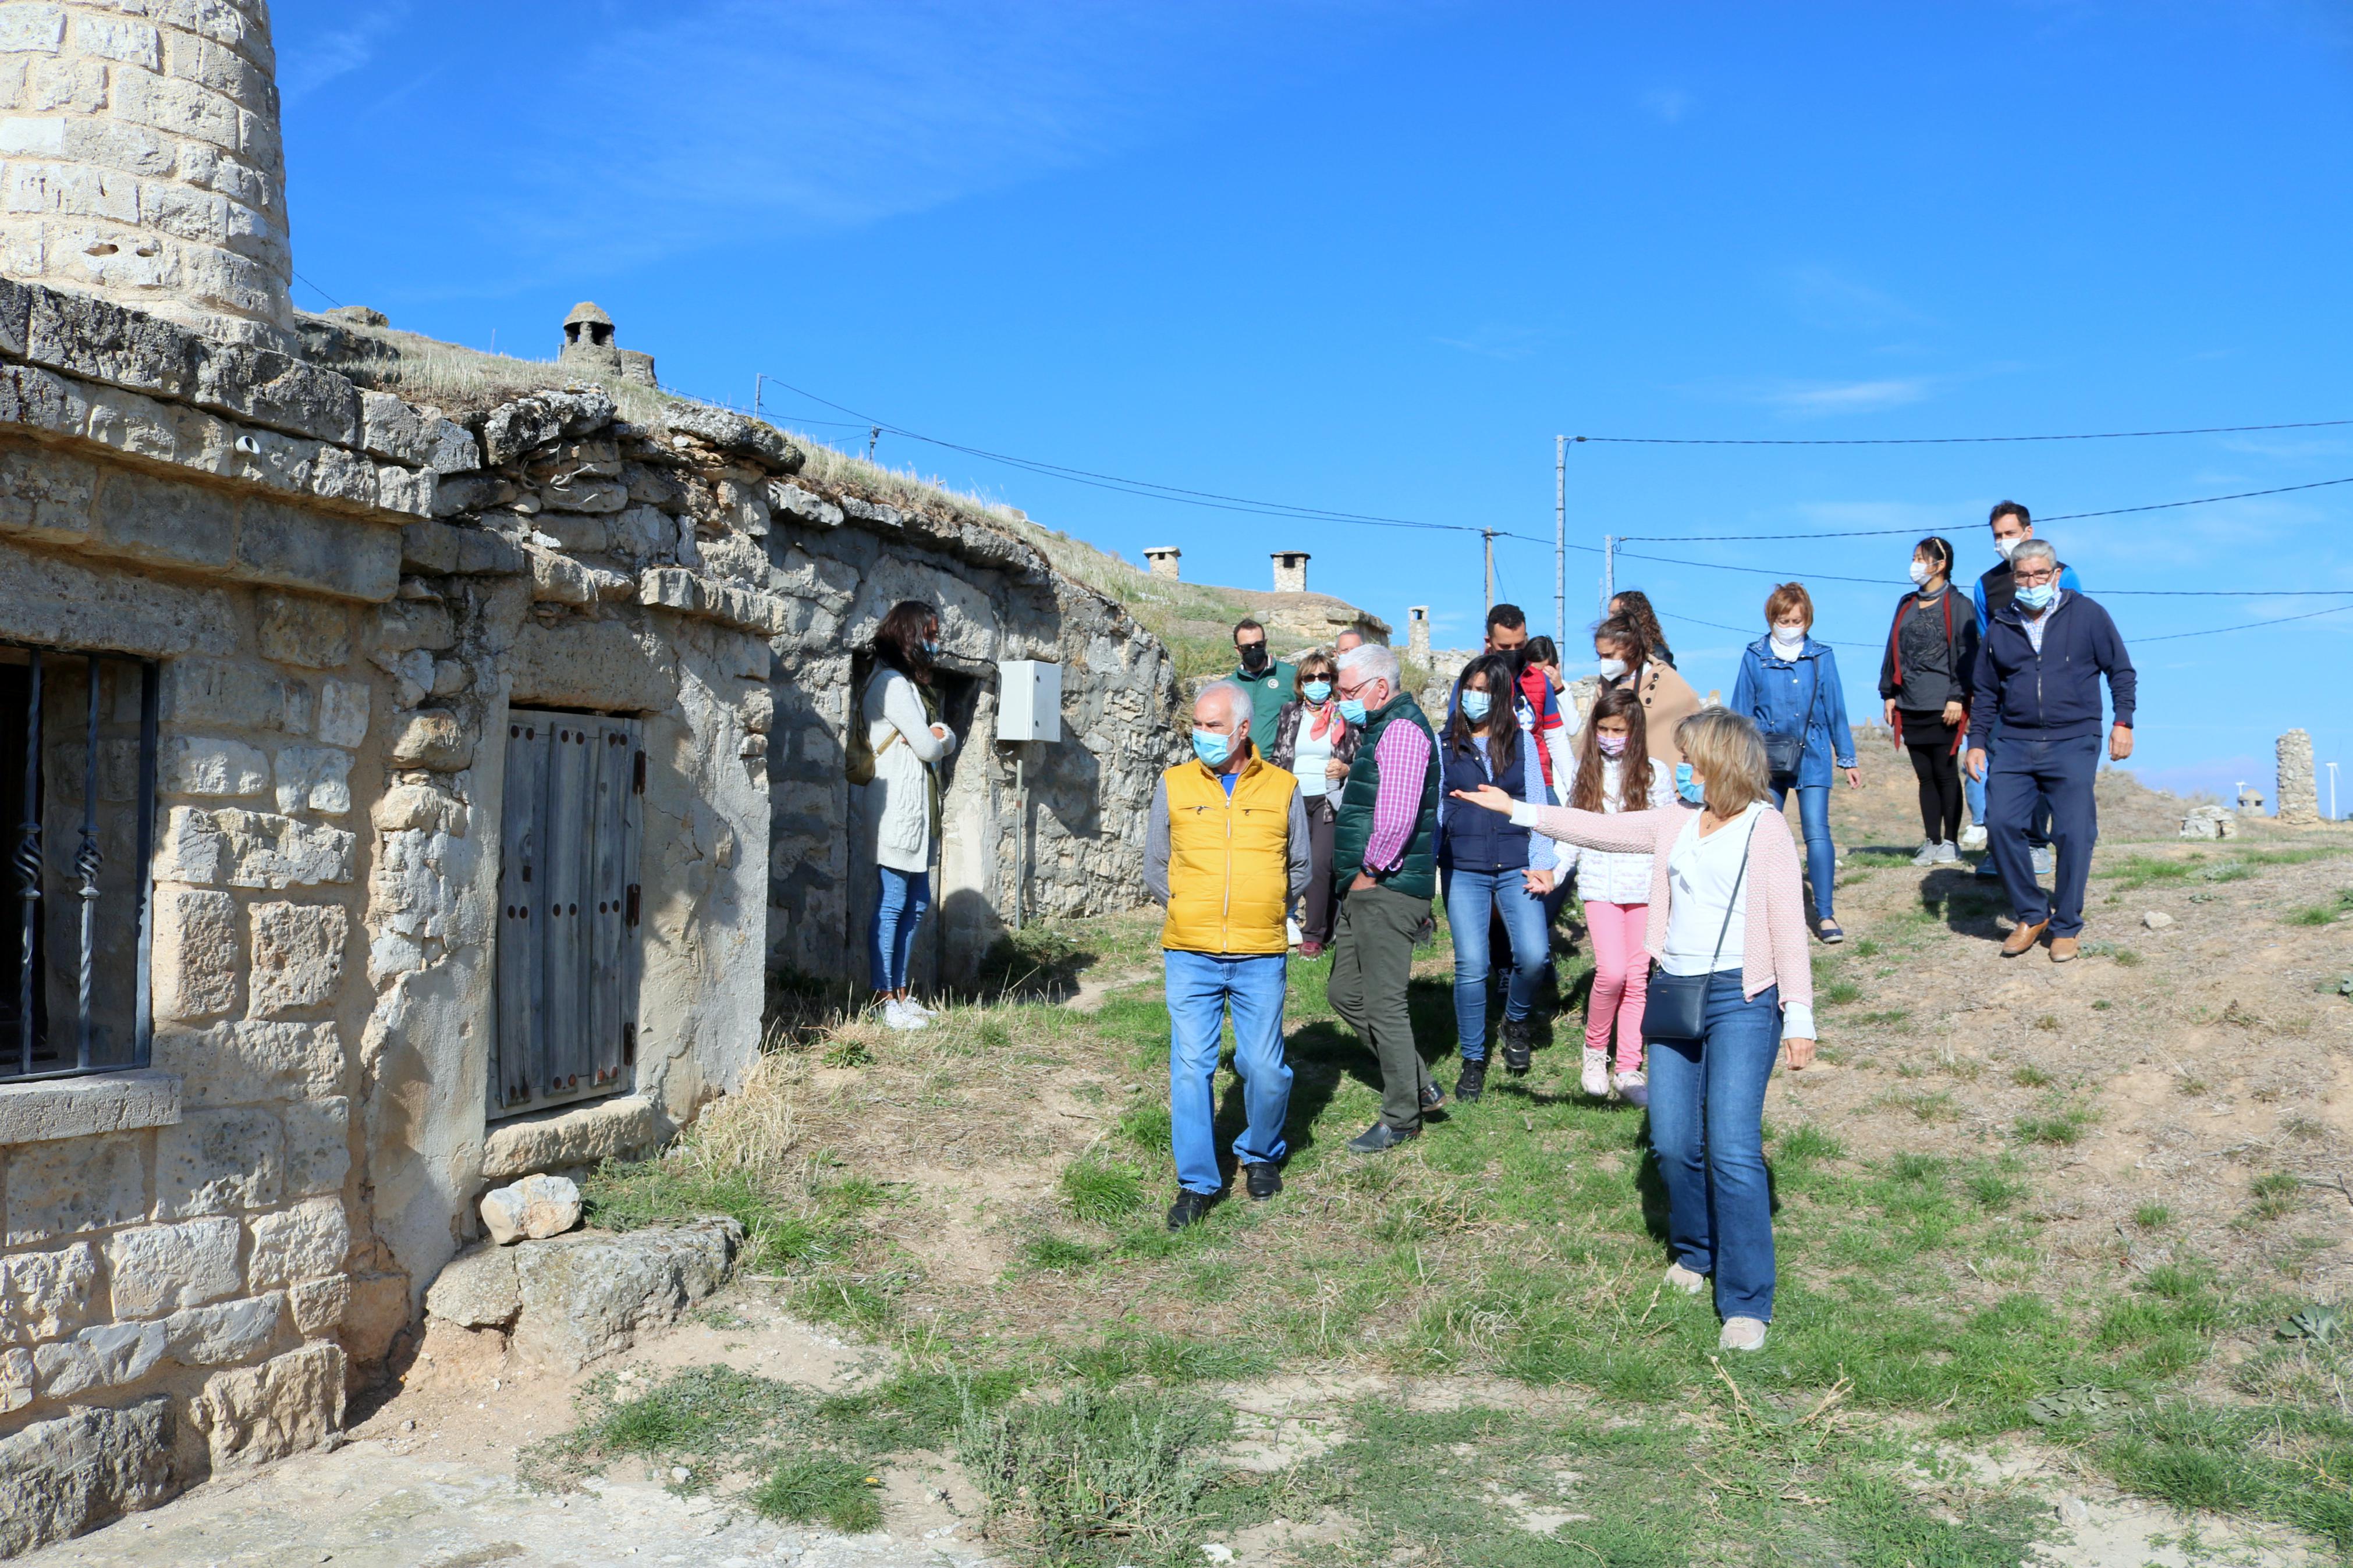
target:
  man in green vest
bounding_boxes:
[1231,618,1296,753]
[1325,642,1442,1151]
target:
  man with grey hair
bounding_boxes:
[1326,641,1443,1152]
[1144,681,1312,1228]
[1965,538,2136,963]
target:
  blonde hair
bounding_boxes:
[1676,709,1770,814]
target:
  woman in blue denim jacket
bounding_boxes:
[1730,582,1859,943]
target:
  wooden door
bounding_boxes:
[494,709,643,1117]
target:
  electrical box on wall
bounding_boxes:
[996,660,1062,743]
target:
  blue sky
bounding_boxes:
[275,2,2352,810]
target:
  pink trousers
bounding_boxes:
[1582,899,1650,1072]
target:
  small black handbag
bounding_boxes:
[1639,819,1756,1044]
[1763,657,1819,788]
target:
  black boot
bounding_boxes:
[1347,1122,1420,1153]
[1502,1016,1535,1076]
[1456,1058,1487,1103]
[1166,1190,1215,1230]
[1243,1162,1283,1200]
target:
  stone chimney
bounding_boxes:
[1142,546,1180,581]
[2278,729,2320,824]
[559,300,657,386]
[0,0,295,349]
[1270,550,1309,594]
[1407,606,1430,665]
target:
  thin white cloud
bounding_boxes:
[279,5,410,102]
[1641,88,1692,124]
[1754,378,1936,417]
[1431,325,1549,361]
[1781,265,1930,332]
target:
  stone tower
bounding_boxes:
[1407,606,1430,664]
[2278,729,2320,824]
[559,300,657,386]
[0,0,295,349]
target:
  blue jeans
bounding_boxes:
[868,865,931,991]
[1166,951,1293,1195]
[1987,732,2101,937]
[1769,783,1836,923]
[1442,867,1550,1061]
[1646,973,1781,1322]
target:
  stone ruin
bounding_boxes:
[0,3,1181,1554]
[558,301,656,389]
[2278,729,2320,826]
[2180,803,2238,841]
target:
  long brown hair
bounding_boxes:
[1608,590,1672,666]
[1445,653,1521,777]
[1593,614,1652,674]
[872,599,938,686]
[1568,683,1651,813]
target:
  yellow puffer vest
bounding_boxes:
[1160,756,1297,955]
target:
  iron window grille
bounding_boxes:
[0,646,160,1084]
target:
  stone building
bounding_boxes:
[0,2,1178,1553]
[558,301,656,388]
[1143,545,1179,579]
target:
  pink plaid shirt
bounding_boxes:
[1362,716,1433,872]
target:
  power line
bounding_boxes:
[1571,417,2353,447]
[1618,475,2353,542]
[2132,602,2353,643]
[1613,545,2353,597]
[292,269,342,309]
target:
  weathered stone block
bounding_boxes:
[340,1271,410,1367]
[480,386,615,465]
[480,1092,666,1182]
[34,1319,165,1398]
[159,656,285,730]
[156,1106,282,1217]
[370,781,466,837]
[661,403,801,473]
[424,1241,519,1328]
[287,1272,347,1335]
[0,531,238,656]
[187,342,359,447]
[387,709,470,770]
[159,734,269,797]
[104,1216,242,1317]
[272,744,350,815]
[254,588,350,668]
[248,900,346,1018]
[0,1238,98,1339]
[165,1290,281,1366]
[246,1196,349,1289]
[235,499,400,602]
[375,596,453,652]
[189,1342,343,1470]
[155,806,356,888]
[356,388,445,468]
[280,1095,350,1198]
[151,1019,343,1106]
[20,283,198,402]
[539,473,627,514]
[315,677,368,747]
[0,1396,178,1557]
[0,1346,28,1413]
[480,1172,581,1245]
[91,464,235,570]
[151,887,239,1019]
[0,439,94,539]
[509,1219,743,1373]
[3,1132,146,1245]
[0,1068,179,1144]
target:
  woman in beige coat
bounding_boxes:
[1595,614,1702,766]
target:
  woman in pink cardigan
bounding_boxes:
[1453,707,1816,1352]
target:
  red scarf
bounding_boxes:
[1305,699,1343,743]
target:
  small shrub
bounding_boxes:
[958,1388,1229,1556]
[750,1455,884,1533]
[2017,1107,2093,1146]
[2011,1065,2053,1087]
[2249,1172,2302,1222]
[1024,1235,1101,1271]
[2092,999,2113,1011]
[1060,1158,1147,1226]
[2114,948,2144,968]
[1117,1103,1173,1155]
[1968,1171,2028,1209]
[822,1036,875,1068]
[1822,980,1866,1007]
[2135,1204,2172,1229]
[2033,1014,2060,1032]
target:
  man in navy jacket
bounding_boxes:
[1965,539,2136,963]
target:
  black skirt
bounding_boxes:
[1897,710,1961,751]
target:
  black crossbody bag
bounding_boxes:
[1640,819,1756,1044]
[1763,658,1818,789]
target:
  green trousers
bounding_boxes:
[1326,881,1431,1130]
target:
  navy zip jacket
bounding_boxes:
[1967,591,2137,744]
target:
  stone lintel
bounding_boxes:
[481,1093,666,1183]
[0,1069,183,1147]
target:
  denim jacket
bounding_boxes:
[1730,637,1857,789]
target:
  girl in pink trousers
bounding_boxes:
[1553,685,1674,1105]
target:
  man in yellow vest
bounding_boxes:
[1144,682,1313,1229]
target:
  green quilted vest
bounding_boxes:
[1332,691,1439,901]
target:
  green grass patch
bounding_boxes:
[958,1387,1231,1563]
[1060,1157,1147,1227]
[750,1456,885,1532]
[2014,1105,2095,1146]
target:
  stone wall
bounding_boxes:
[0,0,294,349]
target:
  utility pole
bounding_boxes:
[753,373,764,421]
[2329,759,2340,821]
[1482,529,1496,613]
[1600,535,1616,617]
[867,425,881,462]
[1553,435,1566,645]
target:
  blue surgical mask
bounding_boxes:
[1191,730,1231,767]
[1337,698,1368,726]
[1303,680,1332,704]
[1675,763,1705,806]
[1460,689,1492,723]
[920,639,941,659]
[2015,582,2056,612]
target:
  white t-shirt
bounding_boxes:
[1660,802,1769,976]
[1291,720,1336,798]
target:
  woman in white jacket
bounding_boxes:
[864,600,957,1030]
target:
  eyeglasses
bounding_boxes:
[2012,566,2058,585]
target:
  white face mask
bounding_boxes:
[1908,560,1932,586]
[1598,656,1628,679]
[1769,625,1806,656]
[1993,534,2024,561]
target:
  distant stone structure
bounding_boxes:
[2180,803,2238,841]
[0,0,295,351]
[1270,550,1309,594]
[1143,546,1180,581]
[558,302,656,387]
[2279,730,2320,824]
[1407,606,1429,665]
[2238,783,2265,813]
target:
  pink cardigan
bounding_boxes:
[1525,802,1814,1026]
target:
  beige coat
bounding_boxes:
[1627,662,1703,766]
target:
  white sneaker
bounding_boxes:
[902,995,939,1019]
[1581,1047,1610,1098]
[1286,916,1302,948]
[2032,846,2057,877]
[1612,1070,1648,1108]
[1719,1317,1768,1352]
[1935,840,1960,863]
[1910,841,1941,867]
[882,998,928,1032]
[1959,824,1988,852]
[1665,1263,1708,1296]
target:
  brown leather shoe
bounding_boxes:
[2001,920,2049,957]
[2049,936,2079,963]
